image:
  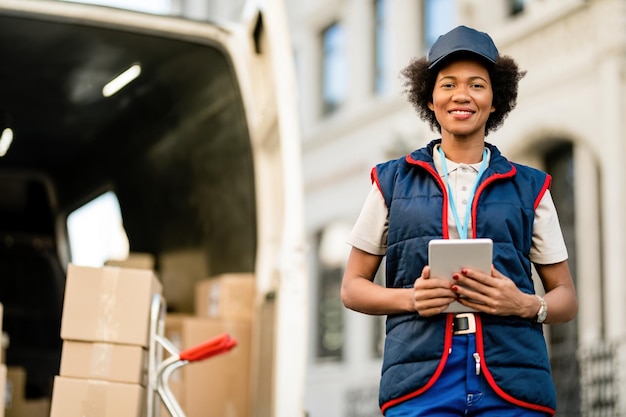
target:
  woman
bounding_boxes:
[341,25,578,416]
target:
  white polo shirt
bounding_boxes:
[347,146,568,265]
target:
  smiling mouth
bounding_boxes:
[450,110,474,115]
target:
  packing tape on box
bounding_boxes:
[91,343,113,379]
[97,268,121,342]
[83,380,107,417]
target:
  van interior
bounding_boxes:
[0,7,257,399]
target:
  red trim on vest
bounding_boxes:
[475,317,556,416]
[535,174,552,210]
[371,166,381,193]
[471,163,515,238]
[406,156,450,239]
[380,314,455,415]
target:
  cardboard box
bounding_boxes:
[5,367,25,417]
[60,264,162,347]
[159,250,209,313]
[163,315,251,417]
[195,274,256,321]
[0,332,7,366]
[7,398,49,417]
[105,253,155,270]
[49,376,145,417]
[4,367,50,417]
[60,341,148,385]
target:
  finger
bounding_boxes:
[416,277,454,291]
[415,286,457,301]
[459,268,497,288]
[451,283,491,306]
[415,296,457,315]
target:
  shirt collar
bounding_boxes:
[433,144,491,176]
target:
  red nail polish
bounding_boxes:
[452,274,459,280]
[461,269,468,275]
[451,285,458,292]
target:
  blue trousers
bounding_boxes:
[385,334,550,417]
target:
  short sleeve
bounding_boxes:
[346,184,388,256]
[530,189,568,264]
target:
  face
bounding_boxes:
[428,59,495,141]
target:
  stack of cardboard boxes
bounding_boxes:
[49,264,162,417]
[46,258,256,417]
[162,273,256,417]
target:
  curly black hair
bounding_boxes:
[400,54,526,136]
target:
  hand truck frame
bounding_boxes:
[146,293,237,417]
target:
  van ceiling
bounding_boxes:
[0,8,257,278]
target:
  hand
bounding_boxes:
[451,265,536,317]
[413,266,458,316]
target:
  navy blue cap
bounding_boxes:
[428,25,499,69]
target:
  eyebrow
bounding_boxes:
[437,75,490,84]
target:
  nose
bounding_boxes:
[452,84,470,102]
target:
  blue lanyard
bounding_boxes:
[437,146,488,239]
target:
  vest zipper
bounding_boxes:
[473,352,481,375]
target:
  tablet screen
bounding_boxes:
[428,238,493,313]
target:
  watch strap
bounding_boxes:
[534,295,547,323]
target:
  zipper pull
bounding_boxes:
[473,352,481,375]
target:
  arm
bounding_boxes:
[342,247,458,316]
[534,260,578,324]
[451,260,578,323]
[341,247,414,315]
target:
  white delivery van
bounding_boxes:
[0,1,307,416]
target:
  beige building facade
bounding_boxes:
[285,0,626,416]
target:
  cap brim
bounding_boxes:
[428,49,497,70]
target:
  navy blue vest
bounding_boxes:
[373,140,556,415]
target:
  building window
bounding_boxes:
[544,142,581,414]
[423,0,456,50]
[317,265,344,361]
[321,22,347,115]
[373,0,389,95]
[316,224,351,361]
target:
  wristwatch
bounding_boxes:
[535,295,548,323]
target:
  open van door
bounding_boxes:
[0,0,307,416]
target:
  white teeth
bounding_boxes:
[451,110,472,114]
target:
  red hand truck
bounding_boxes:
[146,294,237,417]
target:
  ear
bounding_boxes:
[490,105,495,113]
[428,101,434,111]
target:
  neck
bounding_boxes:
[439,138,486,164]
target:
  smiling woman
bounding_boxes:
[341,25,578,417]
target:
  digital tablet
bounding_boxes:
[428,238,493,313]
